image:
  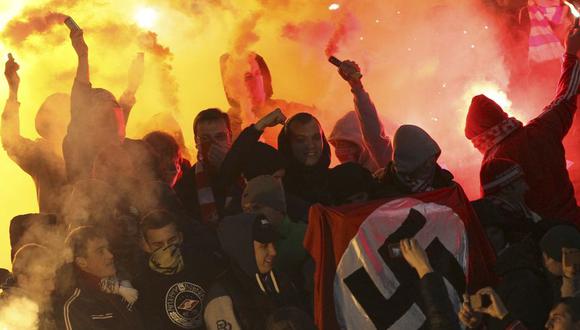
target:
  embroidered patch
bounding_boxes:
[165,282,206,328]
[216,320,232,330]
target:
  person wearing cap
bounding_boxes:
[328,162,375,205]
[241,175,309,291]
[204,213,306,330]
[465,25,580,227]
[374,124,455,198]
[541,225,580,300]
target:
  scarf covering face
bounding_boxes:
[148,244,185,275]
[394,157,437,193]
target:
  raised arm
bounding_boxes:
[1,54,36,172]
[532,24,580,140]
[337,60,393,167]
[118,53,144,122]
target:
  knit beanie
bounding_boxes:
[480,158,524,196]
[242,175,287,213]
[540,225,580,261]
[393,125,441,174]
[465,95,509,140]
[328,162,374,204]
[241,142,285,181]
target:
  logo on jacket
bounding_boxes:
[165,282,206,328]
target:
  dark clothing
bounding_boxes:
[374,162,455,199]
[134,244,225,330]
[277,116,333,205]
[487,238,551,330]
[58,271,144,330]
[174,163,242,222]
[1,99,67,213]
[63,79,133,183]
[418,272,461,330]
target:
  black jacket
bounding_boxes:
[58,271,144,330]
[418,272,461,330]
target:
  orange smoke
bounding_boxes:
[1,11,68,44]
[232,13,262,55]
[137,31,179,112]
[325,12,359,57]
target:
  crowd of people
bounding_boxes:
[2,11,580,330]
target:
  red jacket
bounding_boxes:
[485,53,580,226]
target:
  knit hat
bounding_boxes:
[328,162,374,205]
[540,225,580,261]
[480,158,524,196]
[242,175,287,214]
[465,95,509,140]
[393,125,441,174]
[241,142,285,181]
[252,215,279,244]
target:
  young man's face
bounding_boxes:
[545,303,579,330]
[195,119,232,168]
[543,252,564,276]
[76,237,116,279]
[144,223,183,253]
[289,119,324,166]
[245,59,267,108]
[254,241,277,274]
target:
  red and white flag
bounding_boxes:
[304,186,497,330]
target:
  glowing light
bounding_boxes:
[134,7,158,29]
[407,47,412,51]
[463,30,468,34]
[328,3,340,10]
[564,1,580,18]
[359,36,364,40]
[375,19,380,23]
[396,10,401,15]
[442,83,447,88]
[484,25,489,30]
[470,44,475,49]
[465,81,511,110]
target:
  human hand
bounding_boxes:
[4,53,20,98]
[562,248,580,279]
[338,60,362,87]
[255,108,287,131]
[400,238,433,278]
[458,294,483,329]
[207,142,229,169]
[127,53,144,93]
[471,287,509,320]
[70,29,88,57]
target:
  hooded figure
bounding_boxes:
[204,213,304,330]
[375,125,454,198]
[329,111,381,172]
[465,49,580,227]
[219,52,318,146]
[277,113,332,205]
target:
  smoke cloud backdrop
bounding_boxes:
[0,0,558,272]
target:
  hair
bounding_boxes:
[144,131,181,160]
[193,108,231,137]
[285,113,321,138]
[558,297,580,322]
[65,226,106,259]
[140,209,180,242]
[12,243,52,278]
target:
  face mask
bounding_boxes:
[148,244,184,275]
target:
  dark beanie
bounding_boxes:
[465,95,509,140]
[328,162,374,204]
[241,142,285,180]
[540,225,580,261]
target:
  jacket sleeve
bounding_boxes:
[530,53,580,140]
[63,78,95,182]
[218,124,262,188]
[418,272,461,330]
[61,290,94,330]
[204,294,242,330]
[351,85,393,167]
[1,99,37,173]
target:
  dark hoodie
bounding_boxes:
[277,114,333,206]
[204,214,301,330]
[375,125,455,198]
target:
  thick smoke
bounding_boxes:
[1,11,67,45]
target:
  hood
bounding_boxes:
[218,213,260,278]
[220,52,273,108]
[277,113,331,174]
[465,94,510,140]
[329,111,364,147]
[393,125,441,174]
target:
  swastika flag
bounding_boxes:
[304,186,497,330]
